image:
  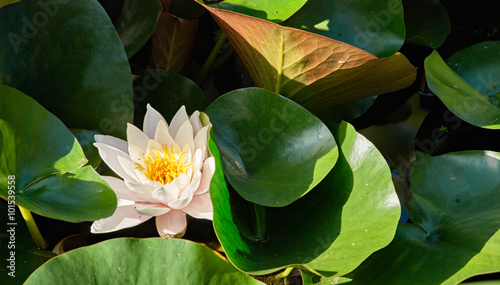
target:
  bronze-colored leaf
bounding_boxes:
[152,11,198,73]
[205,7,416,109]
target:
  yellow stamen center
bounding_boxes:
[135,145,191,184]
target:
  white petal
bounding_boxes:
[169,105,189,138]
[94,142,135,181]
[155,210,187,237]
[117,156,140,182]
[151,174,189,204]
[144,104,167,139]
[183,192,213,220]
[94,135,128,153]
[128,144,146,165]
[167,172,201,210]
[146,139,163,156]
[154,120,175,147]
[127,123,149,153]
[135,202,171,216]
[175,120,195,152]
[171,143,182,156]
[189,111,202,136]
[135,169,151,185]
[195,156,215,195]
[194,125,209,150]
[91,199,152,233]
[145,179,164,189]
[193,149,204,173]
[125,181,156,202]
[185,161,194,182]
[152,183,180,204]
[101,176,144,201]
[172,173,190,193]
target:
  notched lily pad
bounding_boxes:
[425,44,500,129]
[0,0,133,137]
[25,238,265,284]
[404,0,450,49]
[345,151,500,284]
[206,87,338,207]
[0,85,116,223]
[210,120,399,276]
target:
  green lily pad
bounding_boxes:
[313,97,377,125]
[301,270,351,285]
[467,280,500,285]
[284,0,406,58]
[404,0,450,49]
[132,69,209,127]
[0,0,19,8]
[345,151,500,284]
[446,41,500,97]
[425,47,500,129]
[0,85,116,222]
[112,0,162,58]
[0,0,133,138]
[209,120,400,275]
[208,0,307,23]
[71,129,102,169]
[205,87,338,207]
[24,238,264,284]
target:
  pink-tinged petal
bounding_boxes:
[127,123,149,153]
[189,111,202,136]
[95,135,128,153]
[168,172,201,210]
[128,144,145,165]
[183,192,213,220]
[135,202,171,216]
[155,210,187,237]
[94,142,135,181]
[125,181,157,202]
[167,195,192,210]
[193,149,204,172]
[91,199,152,233]
[152,183,180,204]
[173,173,190,193]
[193,125,209,155]
[101,176,144,201]
[174,120,195,152]
[144,104,167,139]
[154,120,175,147]
[169,105,189,138]
[195,156,215,195]
[117,156,140,182]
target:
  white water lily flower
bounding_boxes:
[91,105,215,237]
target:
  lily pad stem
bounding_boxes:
[19,206,48,249]
[253,203,267,241]
[269,267,294,282]
[197,32,227,84]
